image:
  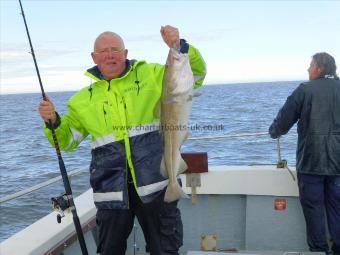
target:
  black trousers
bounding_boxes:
[96,178,183,255]
[298,173,340,255]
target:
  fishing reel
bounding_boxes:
[51,193,70,224]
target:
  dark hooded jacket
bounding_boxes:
[269,76,340,175]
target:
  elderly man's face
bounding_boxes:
[308,60,322,81]
[91,34,128,80]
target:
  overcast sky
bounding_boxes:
[1,0,340,94]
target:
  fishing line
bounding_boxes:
[18,1,88,254]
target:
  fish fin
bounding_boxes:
[178,130,189,147]
[178,157,188,175]
[164,180,189,202]
[160,156,168,178]
[183,130,189,141]
[172,150,188,175]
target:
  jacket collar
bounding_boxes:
[85,59,138,81]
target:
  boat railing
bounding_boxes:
[0,168,88,204]
[187,131,268,140]
[0,131,282,204]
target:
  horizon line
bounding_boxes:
[0,79,305,96]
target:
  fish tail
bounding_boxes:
[164,181,189,202]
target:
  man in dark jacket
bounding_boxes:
[269,52,340,255]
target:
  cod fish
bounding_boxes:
[160,47,194,202]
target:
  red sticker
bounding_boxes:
[274,198,286,210]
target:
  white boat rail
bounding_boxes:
[0,168,88,204]
[187,131,268,140]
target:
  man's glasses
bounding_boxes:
[93,47,124,56]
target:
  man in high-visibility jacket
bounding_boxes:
[38,25,206,255]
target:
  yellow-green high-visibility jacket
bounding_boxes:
[44,44,206,209]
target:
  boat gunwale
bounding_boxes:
[44,216,96,255]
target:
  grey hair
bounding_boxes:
[312,52,337,78]
[93,31,125,51]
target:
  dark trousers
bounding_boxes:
[298,173,340,255]
[96,180,183,255]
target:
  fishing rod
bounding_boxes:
[18,1,88,254]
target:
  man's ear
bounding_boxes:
[124,49,128,59]
[317,66,324,76]
[91,52,97,64]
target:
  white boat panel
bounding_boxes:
[182,165,298,196]
[0,165,300,255]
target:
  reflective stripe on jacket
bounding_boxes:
[43,44,206,209]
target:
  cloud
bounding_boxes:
[0,44,91,90]
[0,50,31,62]
[124,27,237,45]
[0,44,90,94]
[0,47,78,64]
[0,69,90,94]
[184,27,239,42]
[125,34,160,42]
[0,57,64,80]
[204,57,307,84]
[0,55,308,95]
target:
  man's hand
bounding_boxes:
[38,96,57,124]
[160,25,180,49]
